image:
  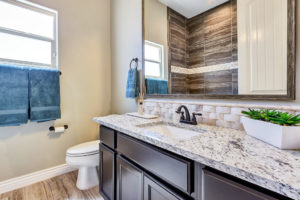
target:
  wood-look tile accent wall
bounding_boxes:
[168,8,189,93]
[188,69,238,95]
[171,73,189,94]
[187,0,237,67]
[168,8,188,69]
[169,0,238,95]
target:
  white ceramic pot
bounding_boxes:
[241,116,300,150]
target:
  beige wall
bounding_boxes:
[0,0,111,181]
[144,0,168,80]
[111,0,300,113]
[111,0,142,114]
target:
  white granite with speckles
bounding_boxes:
[94,115,300,200]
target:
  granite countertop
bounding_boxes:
[93,114,300,200]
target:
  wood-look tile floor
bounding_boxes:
[0,171,104,200]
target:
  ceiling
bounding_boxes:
[158,0,229,19]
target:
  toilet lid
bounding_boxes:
[67,140,100,156]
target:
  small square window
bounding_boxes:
[0,0,58,68]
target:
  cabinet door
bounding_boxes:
[202,169,278,200]
[116,156,143,200]
[100,144,115,200]
[144,175,186,200]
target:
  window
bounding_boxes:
[0,0,58,68]
[145,41,164,79]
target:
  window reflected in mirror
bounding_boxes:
[144,41,168,94]
[145,41,164,79]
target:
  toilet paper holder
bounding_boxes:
[49,125,68,131]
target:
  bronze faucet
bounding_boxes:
[176,105,202,125]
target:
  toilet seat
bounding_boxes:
[66,140,99,157]
[66,151,98,157]
[66,153,99,166]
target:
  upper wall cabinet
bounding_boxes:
[142,0,296,100]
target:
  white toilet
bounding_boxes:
[66,140,100,190]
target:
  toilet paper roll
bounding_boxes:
[53,127,65,133]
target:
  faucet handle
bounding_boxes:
[192,112,202,125]
[192,112,202,117]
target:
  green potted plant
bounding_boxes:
[241,109,300,149]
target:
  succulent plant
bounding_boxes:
[242,109,300,126]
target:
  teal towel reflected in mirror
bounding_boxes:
[126,68,140,98]
[146,78,168,95]
[0,65,29,126]
[29,68,61,122]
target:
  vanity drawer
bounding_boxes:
[117,133,193,194]
[100,126,116,149]
[202,169,278,200]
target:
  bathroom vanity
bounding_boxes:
[94,115,300,200]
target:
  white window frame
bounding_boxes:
[145,40,164,80]
[0,0,58,68]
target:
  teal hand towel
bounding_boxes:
[0,65,29,126]
[29,68,61,122]
[145,78,168,95]
[126,68,140,98]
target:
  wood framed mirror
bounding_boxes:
[142,0,296,100]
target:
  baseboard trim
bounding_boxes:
[0,164,75,194]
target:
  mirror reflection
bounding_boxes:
[143,0,288,96]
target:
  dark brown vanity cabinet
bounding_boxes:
[117,133,193,194]
[115,155,189,200]
[99,126,192,200]
[202,170,278,200]
[99,126,117,200]
[99,126,290,200]
[144,175,186,200]
[100,143,115,200]
[100,126,116,149]
[116,156,143,200]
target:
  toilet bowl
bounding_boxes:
[66,140,100,190]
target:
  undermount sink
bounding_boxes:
[140,122,205,140]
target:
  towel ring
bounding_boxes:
[129,58,138,69]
